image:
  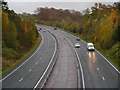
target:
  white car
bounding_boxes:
[75,43,80,48]
[87,43,94,51]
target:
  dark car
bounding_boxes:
[76,38,80,41]
[54,27,57,30]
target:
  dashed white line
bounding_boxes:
[0,31,44,82]
[97,68,99,71]
[19,78,23,82]
[102,76,105,80]
[29,69,32,72]
[95,49,120,74]
[36,62,38,64]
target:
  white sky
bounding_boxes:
[5,0,119,14]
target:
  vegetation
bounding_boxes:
[2,2,40,75]
[35,2,120,68]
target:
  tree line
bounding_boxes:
[35,3,120,61]
[2,2,39,70]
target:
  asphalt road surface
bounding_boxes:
[43,30,77,88]
[57,29,119,89]
[1,24,120,89]
[1,25,56,88]
[39,25,119,89]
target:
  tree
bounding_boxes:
[5,21,19,49]
[82,8,90,15]
[2,1,9,10]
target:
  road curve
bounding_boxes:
[57,29,119,89]
[43,30,77,88]
[2,25,56,88]
[39,25,119,89]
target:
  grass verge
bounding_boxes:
[2,34,42,76]
[59,28,120,69]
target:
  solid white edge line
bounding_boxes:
[33,31,57,89]
[61,30,120,74]
[0,31,44,82]
[95,49,120,74]
[62,35,85,89]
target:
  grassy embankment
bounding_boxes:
[2,34,42,76]
[60,28,120,69]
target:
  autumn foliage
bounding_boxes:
[2,8,38,70]
[35,3,120,61]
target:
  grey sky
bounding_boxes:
[7,2,115,14]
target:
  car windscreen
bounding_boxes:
[89,45,94,47]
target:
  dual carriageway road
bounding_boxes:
[1,24,119,89]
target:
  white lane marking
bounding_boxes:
[87,52,88,54]
[97,68,99,71]
[19,78,23,82]
[36,62,37,65]
[33,31,57,89]
[29,69,32,72]
[40,57,41,60]
[0,31,44,82]
[95,49,120,74]
[102,76,105,80]
[63,36,85,89]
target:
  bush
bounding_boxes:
[2,48,20,59]
[111,42,120,61]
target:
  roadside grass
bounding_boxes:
[1,34,42,76]
[59,28,120,69]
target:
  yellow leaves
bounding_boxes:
[21,18,23,22]
[24,23,27,31]
[87,20,90,24]
[103,14,106,17]
[94,19,97,22]
[100,22,103,26]
[94,36,97,42]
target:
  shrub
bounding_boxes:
[111,42,120,61]
[2,48,20,59]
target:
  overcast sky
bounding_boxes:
[5,0,118,14]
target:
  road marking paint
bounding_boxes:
[36,62,37,65]
[95,49,120,74]
[102,76,105,80]
[19,78,23,82]
[0,31,44,82]
[97,68,99,71]
[63,36,85,89]
[33,31,57,89]
[29,69,32,72]
[87,52,88,54]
